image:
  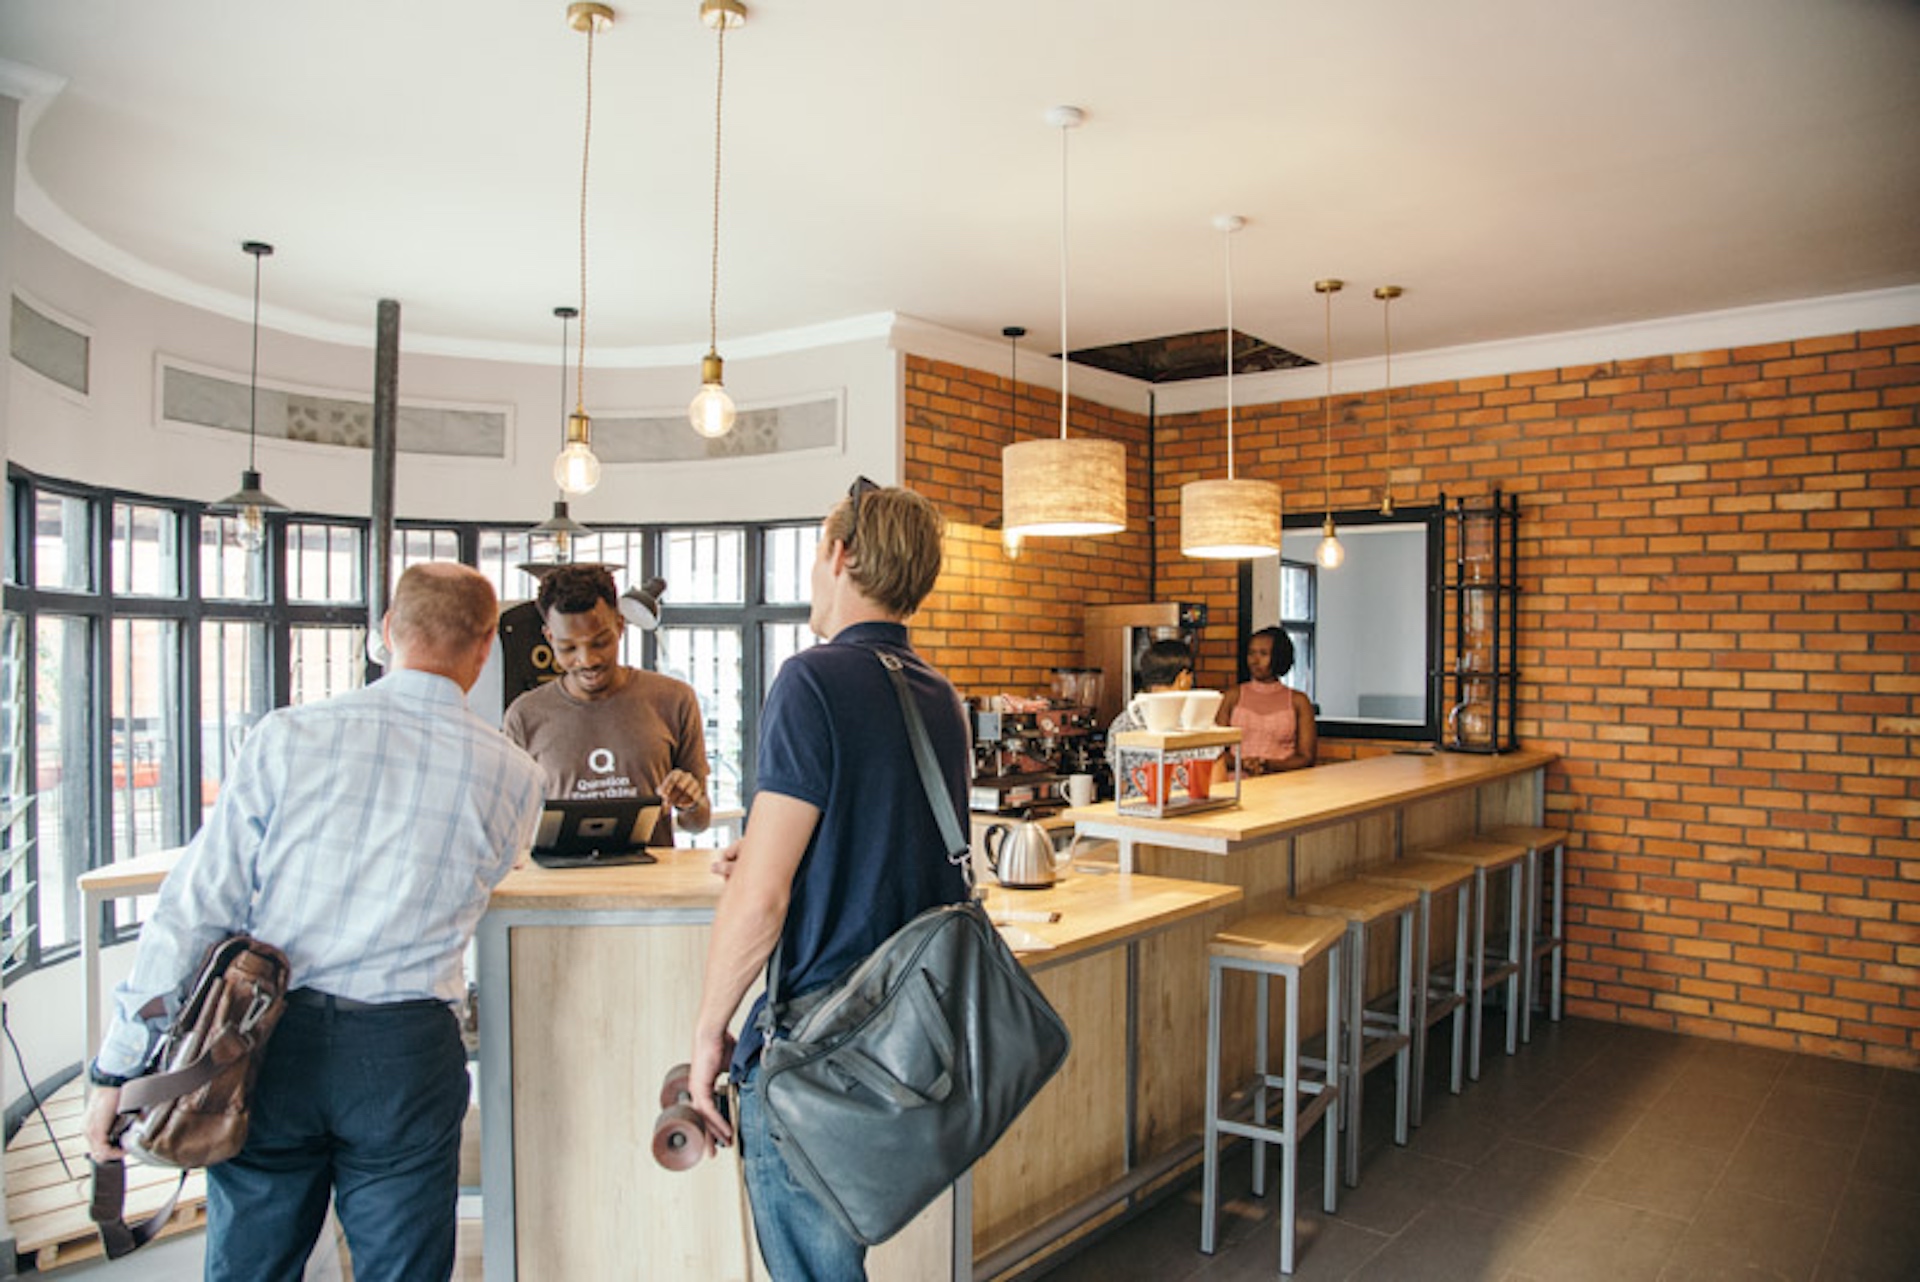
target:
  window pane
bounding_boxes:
[200,620,268,821]
[111,503,182,597]
[655,626,743,820]
[1279,561,1314,622]
[34,491,92,592]
[200,514,268,601]
[392,527,461,583]
[762,622,817,692]
[34,614,94,950]
[286,522,364,605]
[1285,626,1315,702]
[763,525,819,605]
[1,615,29,970]
[478,529,536,606]
[110,619,184,890]
[290,625,366,706]
[571,529,646,586]
[4,479,20,587]
[662,529,744,605]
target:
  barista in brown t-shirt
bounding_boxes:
[502,566,710,847]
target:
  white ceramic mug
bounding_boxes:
[1064,774,1094,808]
[1182,689,1224,729]
[1129,691,1188,731]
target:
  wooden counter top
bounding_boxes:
[1063,748,1555,847]
[487,846,1239,967]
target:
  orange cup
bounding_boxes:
[1186,757,1212,800]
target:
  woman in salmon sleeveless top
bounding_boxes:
[1218,626,1317,775]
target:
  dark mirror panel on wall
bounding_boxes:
[1236,505,1443,742]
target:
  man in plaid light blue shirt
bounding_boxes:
[84,563,545,1282]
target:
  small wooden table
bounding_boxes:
[75,846,187,1074]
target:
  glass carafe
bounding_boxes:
[1447,679,1494,749]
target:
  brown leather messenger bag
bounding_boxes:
[89,934,291,1258]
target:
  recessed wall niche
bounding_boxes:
[160,361,508,458]
[11,295,90,395]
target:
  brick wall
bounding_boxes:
[903,325,1919,1068]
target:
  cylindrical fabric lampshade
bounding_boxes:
[1180,477,1281,559]
[1002,437,1127,536]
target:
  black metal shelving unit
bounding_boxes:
[1437,488,1519,753]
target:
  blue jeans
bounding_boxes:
[204,996,469,1282]
[739,1066,868,1282]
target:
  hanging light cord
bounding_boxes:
[247,249,263,472]
[575,18,597,415]
[1323,286,1334,514]
[1056,120,1070,441]
[707,16,727,355]
[1382,297,1392,474]
[1224,229,1236,480]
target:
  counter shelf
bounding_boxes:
[1110,727,1242,819]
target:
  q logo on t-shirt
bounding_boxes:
[588,747,616,775]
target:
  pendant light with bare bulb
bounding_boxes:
[1314,278,1346,570]
[530,306,593,563]
[553,2,610,496]
[211,239,288,552]
[1001,106,1127,538]
[1180,215,1280,558]
[1376,285,1403,515]
[688,0,745,439]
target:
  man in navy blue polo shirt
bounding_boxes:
[689,478,969,1280]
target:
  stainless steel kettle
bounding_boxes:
[982,815,1068,889]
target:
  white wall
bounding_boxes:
[8,226,906,525]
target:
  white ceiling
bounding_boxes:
[4,0,1919,372]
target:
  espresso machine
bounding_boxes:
[968,668,1107,812]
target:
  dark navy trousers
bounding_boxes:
[204,996,468,1282]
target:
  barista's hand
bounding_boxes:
[660,769,705,812]
[711,839,744,880]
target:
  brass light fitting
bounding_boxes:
[1375,285,1403,516]
[1314,278,1346,570]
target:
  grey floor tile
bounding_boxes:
[1757,1079,1877,1147]
[1664,1184,1835,1282]
[1350,1205,1542,1282]
[1583,1131,1729,1220]
[1512,1193,1688,1282]
[1516,1083,1648,1160]
[1632,1084,1764,1153]
[1816,1180,1920,1282]
[1671,1041,1791,1100]
[1318,1145,1471,1236]
[1849,1105,1920,1197]
[1793,1056,1884,1100]
[1440,1137,1601,1225]
[1719,1125,1857,1211]
[1212,1207,1392,1281]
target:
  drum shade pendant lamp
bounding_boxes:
[1001,106,1126,538]
[1314,278,1346,570]
[688,0,746,439]
[1181,215,1280,559]
[210,240,287,552]
[1376,285,1403,515]
[530,306,593,563]
[553,2,612,496]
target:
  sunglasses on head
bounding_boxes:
[846,475,879,547]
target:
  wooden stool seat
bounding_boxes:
[1210,912,1346,968]
[1360,857,1475,896]
[1481,824,1571,1039]
[1421,837,1528,868]
[1289,878,1419,924]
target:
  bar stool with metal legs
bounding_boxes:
[1482,823,1570,1043]
[1285,878,1417,1187]
[1357,857,1473,1127]
[1201,911,1345,1277]
[1416,835,1529,1081]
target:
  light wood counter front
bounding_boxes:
[477,849,1241,1282]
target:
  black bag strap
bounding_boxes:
[90,1157,186,1259]
[762,648,971,1013]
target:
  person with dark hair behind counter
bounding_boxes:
[1218,625,1317,775]
[1104,638,1194,763]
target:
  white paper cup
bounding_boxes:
[1182,689,1224,729]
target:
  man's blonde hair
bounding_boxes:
[824,484,945,618]
[388,563,498,653]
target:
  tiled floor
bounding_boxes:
[1035,1017,1920,1282]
